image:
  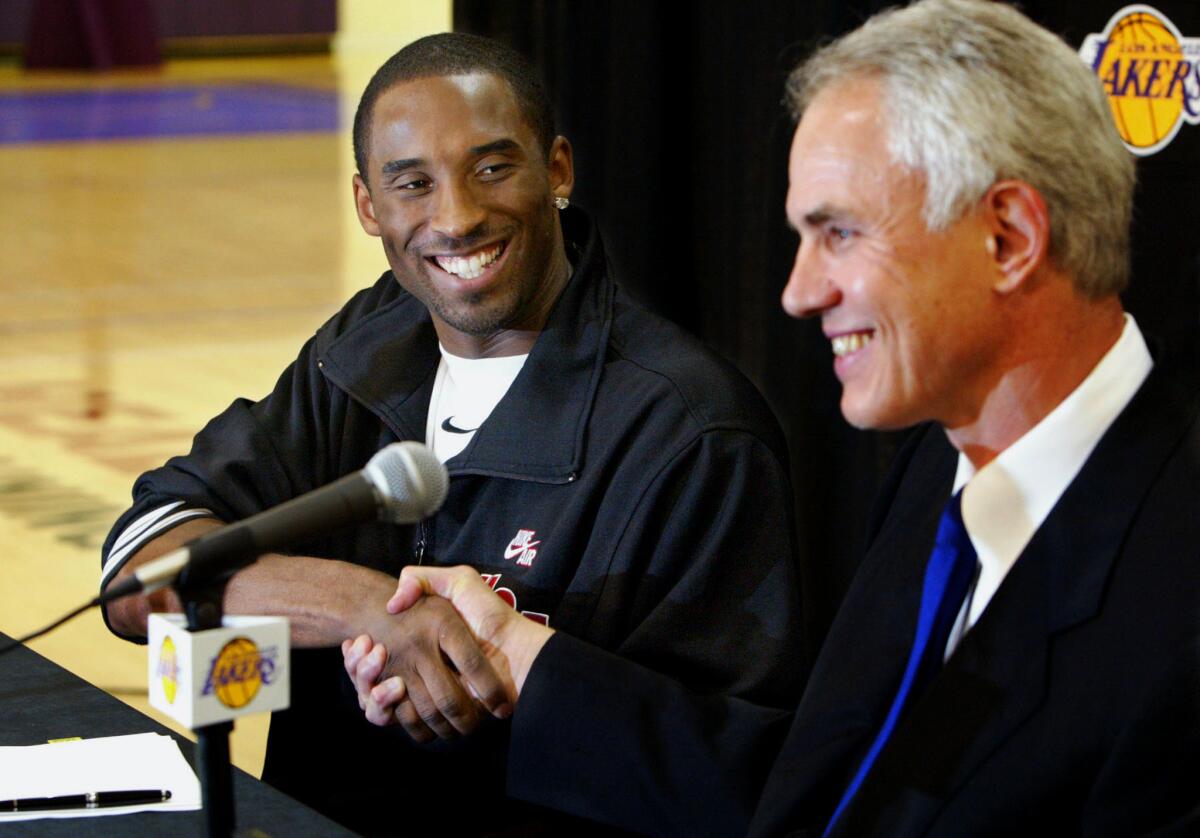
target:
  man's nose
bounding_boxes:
[431,180,487,239]
[780,244,839,319]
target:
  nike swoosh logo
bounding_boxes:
[504,540,541,559]
[442,416,478,434]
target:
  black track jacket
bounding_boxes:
[101,208,806,834]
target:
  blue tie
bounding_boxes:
[824,491,979,834]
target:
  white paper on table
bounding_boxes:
[0,732,201,821]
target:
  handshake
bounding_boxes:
[340,566,556,742]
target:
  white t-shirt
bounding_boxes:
[425,346,529,463]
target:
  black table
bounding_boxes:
[0,632,356,836]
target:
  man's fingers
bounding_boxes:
[397,565,516,643]
[370,674,405,706]
[359,669,441,745]
[355,567,542,735]
[393,565,481,612]
[394,672,459,740]
[355,643,387,700]
[376,595,498,738]
[363,676,404,727]
[404,662,479,739]
[370,582,521,738]
[386,575,424,615]
[344,633,372,670]
[392,698,436,744]
[391,561,489,614]
[342,634,374,688]
[439,617,513,717]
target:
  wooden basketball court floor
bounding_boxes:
[0,50,421,776]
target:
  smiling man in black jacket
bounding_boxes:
[100,33,803,835]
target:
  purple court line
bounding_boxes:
[0,83,340,144]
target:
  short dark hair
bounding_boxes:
[353,32,556,185]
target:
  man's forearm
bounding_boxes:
[103,517,217,639]
[103,518,398,647]
[222,554,398,647]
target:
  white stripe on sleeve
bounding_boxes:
[101,503,217,587]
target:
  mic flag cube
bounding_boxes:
[147,614,290,729]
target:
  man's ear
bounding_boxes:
[547,135,575,202]
[353,173,381,237]
[982,179,1049,294]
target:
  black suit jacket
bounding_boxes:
[508,342,1200,836]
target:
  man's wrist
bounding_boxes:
[326,565,401,643]
[507,621,555,697]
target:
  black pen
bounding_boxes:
[2,789,172,812]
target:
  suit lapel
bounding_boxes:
[752,427,957,838]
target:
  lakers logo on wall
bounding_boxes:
[1080,5,1200,155]
[201,636,278,709]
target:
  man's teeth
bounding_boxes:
[831,332,873,357]
[435,244,502,279]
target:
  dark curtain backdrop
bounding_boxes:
[454,0,1200,660]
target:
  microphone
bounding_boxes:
[100,441,448,604]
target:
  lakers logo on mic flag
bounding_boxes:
[202,636,278,709]
[147,614,290,728]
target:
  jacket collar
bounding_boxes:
[318,207,612,483]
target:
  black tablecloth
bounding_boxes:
[0,632,356,836]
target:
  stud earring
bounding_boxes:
[554,196,569,210]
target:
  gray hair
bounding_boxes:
[785,0,1134,297]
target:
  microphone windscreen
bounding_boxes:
[365,442,449,523]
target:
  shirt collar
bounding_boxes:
[952,314,1153,621]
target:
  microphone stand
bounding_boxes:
[176,563,241,838]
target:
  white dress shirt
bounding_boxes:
[945,314,1153,657]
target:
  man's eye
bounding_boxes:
[399,179,431,190]
[478,163,512,177]
[827,226,857,246]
